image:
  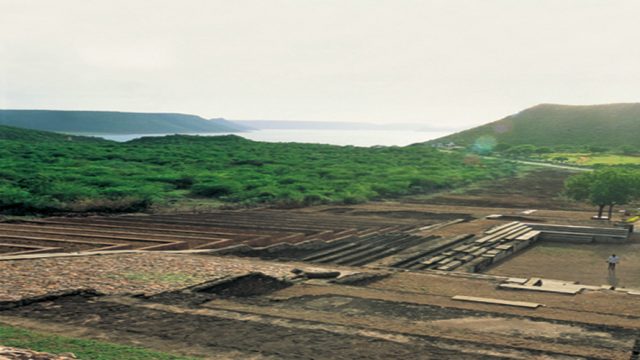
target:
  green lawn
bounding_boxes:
[0,323,197,360]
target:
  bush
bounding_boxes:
[49,183,97,202]
[0,132,518,215]
[191,182,239,197]
[0,185,34,213]
[67,196,152,213]
[303,193,328,205]
[341,194,367,204]
[172,175,195,189]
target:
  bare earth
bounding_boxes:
[487,242,640,288]
[1,168,639,359]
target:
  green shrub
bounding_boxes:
[0,132,518,215]
[172,175,196,189]
[191,182,239,197]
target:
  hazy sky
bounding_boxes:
[1,1,639,128]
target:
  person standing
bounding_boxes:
[607,254,620,272]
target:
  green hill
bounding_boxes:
[0,124,108,143]
[430,103,640,148]
[0,110,247,134]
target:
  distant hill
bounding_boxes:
[0,110,248,134]
[0,124,107,142]
[232,120,429,131]
[429,103,640,148]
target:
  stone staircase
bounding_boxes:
[207,224,439,267]
[206,220,543,272]
[389,221,541,272]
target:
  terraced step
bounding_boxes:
[0,227,194,247]
[348,247,405,267]
[312,243,379,264]
[485,221,520,235]
[337,235,428,267]
[333,244,391,265]
[474,224,529,244]
[3,209,431,257]
[0,223,229,243]
[516,230,540,241]
[437,260,463,271]
[0,235,123,252]
[385,234,473,269]
[302,241,361,262]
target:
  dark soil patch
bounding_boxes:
[266,295,637,350]
[145,273,293,306]
[0,289,102,311]
[0,295,512,360]
[191,272,291,297]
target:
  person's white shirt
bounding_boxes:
[607,255,620,264]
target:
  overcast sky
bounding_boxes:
[1,1,639,128]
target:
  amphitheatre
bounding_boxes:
[1,168,639,359]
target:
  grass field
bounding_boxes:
[542,152,640,166]
[0,323,195,359]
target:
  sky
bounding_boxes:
[1,0,639,129]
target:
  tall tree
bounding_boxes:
[565,169,639,219]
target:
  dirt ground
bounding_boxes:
[0,253,359,301]
[487,241,640,288]
[1,265,639,359]
[2,167,640,359]
[411,168,594,210]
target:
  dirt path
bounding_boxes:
[487,242,640,288]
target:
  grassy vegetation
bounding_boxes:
[0,323,196,359]
[471,141,640,167]
[540,153,640,166]
[0,126,517,215]
[430,103,640,148]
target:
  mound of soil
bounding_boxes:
[193,272,292,297]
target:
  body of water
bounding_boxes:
[99,129,452,147]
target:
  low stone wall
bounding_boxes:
[525,223,629,244]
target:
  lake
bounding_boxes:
[99,129,452,147]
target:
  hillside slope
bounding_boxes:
[233,120,424,131]
[430,103,640,148]
[0,110,247,134]
[0,124,107,143]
